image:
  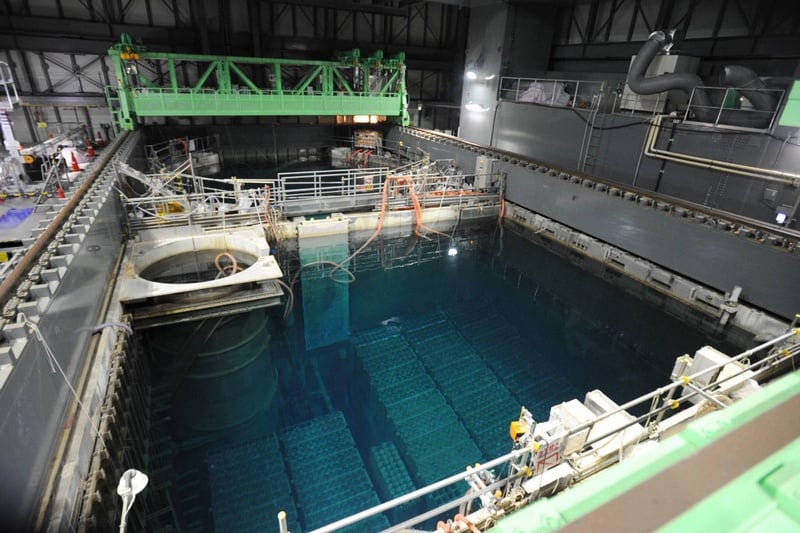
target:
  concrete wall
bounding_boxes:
[387,126,800,321]
[491,102,800,227]
[458,2,508,145]
[498,160,800,320]
[0,136,130,531]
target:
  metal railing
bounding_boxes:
[132,87,403,99]
[683,86,785,130]
[305,328,799,533]
[145,134,220,172]
[499,77,605,110]
[119,186,270,233]
[274,167,391,203]
[0,61,19,111]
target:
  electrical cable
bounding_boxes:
[18,313,121,471]
[569,106,652,130]
[287,171,457,288]
[275,278,295,320]
[91,321,134,336]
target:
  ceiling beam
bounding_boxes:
[0,15,197,54]
[552,34,800,61]
[19,94,108,106]
[0,13,460,71]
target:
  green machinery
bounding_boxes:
[106,34,410,131]
[778,80,800,127]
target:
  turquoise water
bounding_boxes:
[145,221,746,532]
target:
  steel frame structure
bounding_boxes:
[0,1,469,139]
[552,0,800,71]
[106,34,409,130]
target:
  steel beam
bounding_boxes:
[552,34,800,61]
[19,94,107,106]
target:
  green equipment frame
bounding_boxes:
[106,34,410,131]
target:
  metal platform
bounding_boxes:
[118,226,285,328]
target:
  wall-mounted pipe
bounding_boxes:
[644,115,800,186]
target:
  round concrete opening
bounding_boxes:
[139,249,257,284]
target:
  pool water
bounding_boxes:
[143,220,746,532]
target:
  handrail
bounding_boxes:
[130,86,402,98]
[308,449,524,533]
[0,61,19,110]
[397,126,800,242]
[683,85,785,130]
[304,327,799,533]
[499,77,604,109]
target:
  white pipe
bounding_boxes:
[277,510,289,533]
[678,382,729,408]
[644,115,800,185]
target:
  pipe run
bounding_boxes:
[644,115,800,186]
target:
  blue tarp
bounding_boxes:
[0,207,34,230]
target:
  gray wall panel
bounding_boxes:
[501,161,800,319]
[492,102,586,170]
[0,188,124,531]
[491,102,800,227]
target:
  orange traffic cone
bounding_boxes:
[70,153,80,172]
[96,131,105,147]
[86,140,96,157]
[57,184,66,199]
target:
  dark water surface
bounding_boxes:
[143,221,746,532]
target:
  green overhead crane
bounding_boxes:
[106,34,410,131]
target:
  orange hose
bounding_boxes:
[454,514,480,533]
[327,173,454,280]
[215,252,241,276]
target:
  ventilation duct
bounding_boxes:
[627,31,775,128]
[719,65,779,115]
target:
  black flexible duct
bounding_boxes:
[720,65,778,114]
[627,31,773,128]
[626,31,711,111]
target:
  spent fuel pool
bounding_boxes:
[142,221,747,532]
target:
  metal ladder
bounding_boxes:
[578,95,604,173]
